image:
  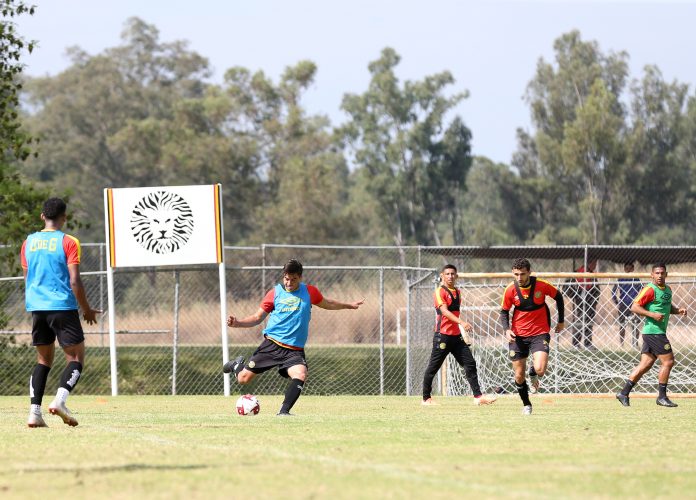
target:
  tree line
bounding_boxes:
[3,13,696,265]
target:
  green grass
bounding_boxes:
[1,395,695,499]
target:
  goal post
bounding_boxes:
[409,272,696,396]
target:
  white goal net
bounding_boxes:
[409,272,696,396]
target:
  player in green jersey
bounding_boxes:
[616,263,687,407]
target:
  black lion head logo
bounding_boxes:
[130,191,194,254]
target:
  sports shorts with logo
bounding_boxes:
[641,334,672,356]
[31,310,85,347]
[508,332,550,361]
[246,337,307,378]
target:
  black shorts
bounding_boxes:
[641,334,673,356]
[32,310,85,347]
[509,333,550,361]
[246,337,307,378]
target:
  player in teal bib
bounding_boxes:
[223,259,364,415]
[263,282,312,348]
[21,198,100,428]
[616,262,687,408]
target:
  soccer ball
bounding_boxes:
[236,394,260,416]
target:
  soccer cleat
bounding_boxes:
[48,400,78,427]
[615,393,630,407]
[529,374,540,394]
[27,411,48,428]
[656,397,678,408]
[421,398,439,406]
[276,411,295,417]
[522,405,533,415]
[473,394,497,406]
[222,355,245,374]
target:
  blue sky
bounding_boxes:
[15,0,696,165]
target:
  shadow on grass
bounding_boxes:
[4,463,211,474]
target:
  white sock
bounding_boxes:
[55,387,69,404]
[30,404,42,415]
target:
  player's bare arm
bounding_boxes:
[554,322,565,333]
[671,304,687,316]
[68,264,102,325]
[227,308,268,328]
[631,302,663,321]
[316,297,365,310]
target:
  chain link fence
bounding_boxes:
[3,243,696,396]
[1,259,427,396]
[409,274,696,396]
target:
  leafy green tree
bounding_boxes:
[0,1,52,275]
[20,17,213,239]
[514,30,630,244]
[341,48,472,247]
[625,65,696,243]
[221,61,355,244]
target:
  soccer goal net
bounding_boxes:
[409,272,696,396]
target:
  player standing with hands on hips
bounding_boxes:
[22,198,101,427]
[500,258,565,415]
[421,264,497,406]
[616,262,687,408]
[223,259,364,416]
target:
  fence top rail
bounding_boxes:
[458,272,696,279]
[239,265,436,272]
[259,243,424,250]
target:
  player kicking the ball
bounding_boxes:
[500,258,565,415]
[223,259,364,416]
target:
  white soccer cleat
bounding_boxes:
[48,400,78,427]
[27,411,48,428]
[529,374,540,394]
[522,405,533,415]
[421,398,439,406]
[473,394,497,406]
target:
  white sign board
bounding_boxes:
[105,184,223,268]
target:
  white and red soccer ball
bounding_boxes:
[236,394,260,416]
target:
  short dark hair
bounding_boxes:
[441,264,457,273]
[283,259,303,276]
[651,262,667,271]
[42,198,67,220]
[624,261,634,267]
[512,258,531,271]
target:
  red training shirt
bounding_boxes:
[433,286,461,336]
[501,279,559,337]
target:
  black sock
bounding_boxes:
[516,381,531,406]
[528,366,537,377]
[280,378,304,413]
[620,379,635,396]
[30,363,51,405]
[658,383,668,399]
[59,361,83,392]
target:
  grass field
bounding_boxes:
[1,394,695,499]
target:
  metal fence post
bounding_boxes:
[379,267,385,396]
[406,274,412,396]
[172,270,180,395]
[99,243,105,347]
[261,244,267,294]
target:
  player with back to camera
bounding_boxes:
[616,262,687,408]
[421,264,497,406]
[500,258,565,415]
[21,198,101,427]
[223,259,364,416]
